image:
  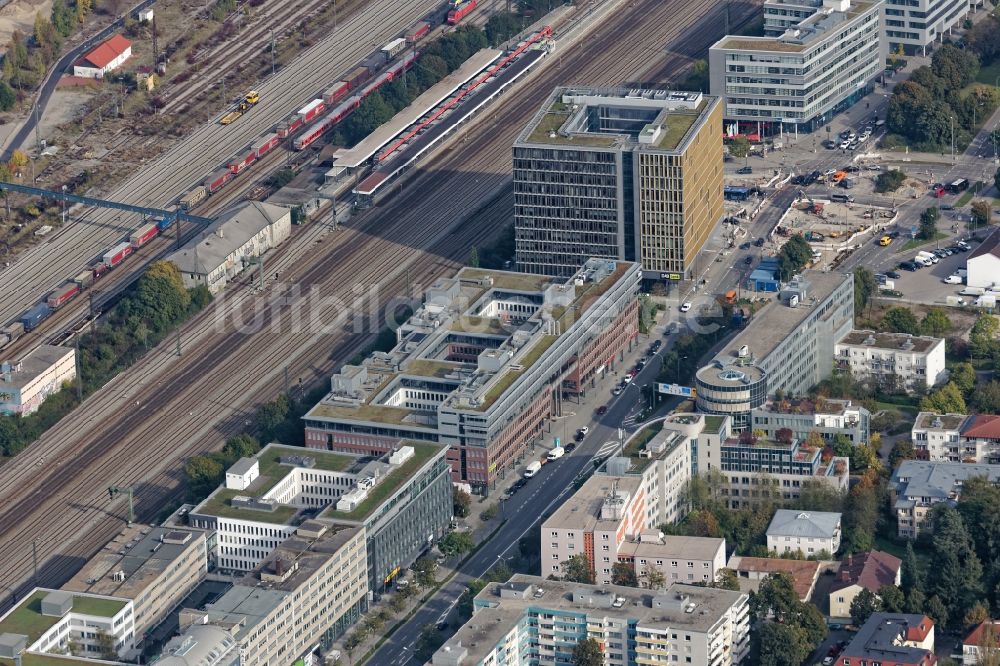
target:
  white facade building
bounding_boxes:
[835,330,946,391]
[709,0,886,134]
[224,457,259,491]
[766,509,842,556]
[0,345,76,415]
[763,0,824,34]
[168,201,292,294]
[966,229,1000,290]
[884,0,972,55]
[72,34,132,78]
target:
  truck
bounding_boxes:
[20,303,52,331]
[523,460,542,478]
[47,282,80,309]
[381,37,407,61]
[73,270,95,288]
[103,241,133,268]
[130,223,158,248]
[180,186,208,209]
[962,286,987,296]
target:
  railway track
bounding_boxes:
[0,0,762,609]
[0,0,446,326]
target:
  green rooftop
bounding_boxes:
[702,415,726,434]
[308,401,433,427]
[2,656,128,666]
[404,359,466,379]
[655,106,703,150]
[526,107,618,147]
[476,335,558,411]
[321,443,442,521]
[69,596,126,618]
[451,316,510,335]
[459,268,554,293]
[0,591,127,648]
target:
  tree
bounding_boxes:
[643,566,666,590]
[438,531,475,556]
[184,455,224,500]
[928,504,983,623]
[484,12,521,46]
[485,560,512,583]
[777,235,813,280]
[926,594,950,628]
[854,267,877,317]
[850,588,880,626]
[850,443,881,474]
[969,315,998,359]
[8,149,28,175]
[413,557,437,587]
[972,199,992,229]
[255,393,290,437]
[964,601,991,629]
[919,206,940,240]
[879,584,906,613]
[416,623,445,660]
[881,306,919,334]
[889,439,916,469]
[919,308,952,338]
[571,637,603,666]
[750,573,799,622]
[0,81,15,112]
[222,434,260,459]
[729,136,751,159]
[920,382,967,415]
[755,622,811,666]
[611,562,638,587]
[714,568,740,591]
[875,169,907,193]
[562,554,595,584]
[932,44,980,91]
[95,630,117,660]
[453,487,471,518]
[971,381,1000,414]
[843,471,881,554]
[901,541,923,595]
[949,362,977,396]
[468,246,479,268]
[686,510,722,537]
[457,579,487,620]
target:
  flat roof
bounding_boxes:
[544,475,644,531]
[713,0,879,53]
[913,411,968,431]
[62,524,204,600]
[236,524,361,593]
[0,345,73,390]
[837,330,941,353]
[757,397,857,416]
[0,590,128,647]
[327,48,502,172]
[617,536,725,562]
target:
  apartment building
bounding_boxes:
[61,524,207,640]
[841,613,935,666]
[890,460,1000,537]
[766,509,842,556]
[513,87,723,280]
[0,588,135,663]
[302,259,640,493]
[174,523,367,665]
[835,330,946,391]
[430,575,750,666]
[911,412,1000,464]
[709,0,885,134]
[0,345,76,416]
[696,272,855,429]
[829,551,902,618]
[884,0,971,55]
[187,443,452,597]
[751,397,870,444]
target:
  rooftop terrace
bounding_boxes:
[838,330,941,353]
[0,590,127,647]
[714,0,878,53]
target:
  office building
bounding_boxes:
[694,414,850,507]
[766,509,842,556]
[0,345,76,416]
[173,523,367,665]
[835,330,946,391]
[62,524,207,639]
[513,87,723,280]
[430,575,750,666]
[890,460,1000,538]
[0,588,135,664]
[763,0,824,35]
[751,396,870,444]
[302,259,641,493]
[840,613,935,666]
[829,551,902,618]
[709,0,885,134]
[695,272,854,429]
[187,443,452,597]
[884,0,973,55]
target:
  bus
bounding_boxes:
[947,178,969,193]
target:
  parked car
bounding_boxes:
[612,385,623,396]
[743,256,753,265]
[899,261,918,271]
[739,241,752,250]
[577,426,590,438]
[565,442,577,453]
[650,340,662,352]
[944,274,963,284]
[737,165,753,174]
[885,270,901,279]
[822,139,837,149]
[755,237,766,247]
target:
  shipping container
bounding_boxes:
[92,263,107,280]
[276,115,304,139]
[381,37,407,60]
[130,222,159,248]
[228,149,257,174]
[73,270,95,288]
[298,99,326,123]
[323,82,351,106]
[205,168,234,194]
[20,303,52,331]
[254,133,281,159]
[180,186,208,209]
[406,22,431,43]
[447,0,477,24]
[103,241,133,268]
[1,322,25,346]
[344,65,370,89]
[47,282,80,309]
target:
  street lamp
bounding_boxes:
[61,185,67,225]
[676,355,688,383]
[950,115,955,163]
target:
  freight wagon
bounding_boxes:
[293,96,363,150]
[103,242,133,268]
[92,263,108,280]
[20,303,52,331]
[73,270,95,289]
[180,187,208,210]
[298,99,326,124]
[254,133,281,159]
[344,66,370,89]
[206,168,234,194]
[406,22,431,43]
[276,115,304,139]
[382,38,407,61]
[47,282,80,309]
[228,148,257,174]
[447,0,477,24]
[130,223,159,248]
[0,322,24,348]
[323,82,351,106]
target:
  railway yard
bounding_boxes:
[0,0,760,614]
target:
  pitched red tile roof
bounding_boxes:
[730,557,821,600]
[964,621,1000,647]
[83,34,132,69]
[905,616,933,642]
[830,550,901,594]
[963,415,1000,441]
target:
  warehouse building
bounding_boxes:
[168,201,291,293]
[695,271,854,429]
[187,442,451,597]
[431,575,750,666]
[0,344,76,416]
[709,0,885,134]
[302,259,641,493]
[512,87,723,281]
[73,34,132,78]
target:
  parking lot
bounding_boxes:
[877,242,977,305]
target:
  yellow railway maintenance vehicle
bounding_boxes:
[219,91,261,125]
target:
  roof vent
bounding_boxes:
[863,335,876,346]
[931,417,942,428]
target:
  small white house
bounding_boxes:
[967,228,1000,290]
[138,7,154,23]
[73,34,132,79]
[766,509,842,556]
[225,458,259,491]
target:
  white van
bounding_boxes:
[547,447,565,461]
[524,461,542,478]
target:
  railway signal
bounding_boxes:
[108,485,136,525]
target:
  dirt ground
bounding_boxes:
[0,0,52,46]
[40,87,95,138]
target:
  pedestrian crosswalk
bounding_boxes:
[596,440,622,458]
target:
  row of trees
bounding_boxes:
[886,45,998,151]
[0,262,211,458]
[777,235,812,280]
